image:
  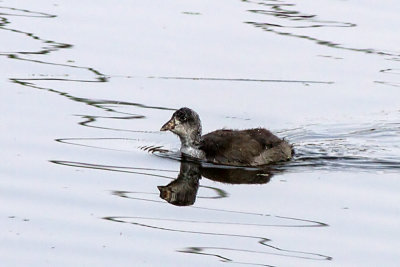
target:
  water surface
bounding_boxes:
[1,0,400,266]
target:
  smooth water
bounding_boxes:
[1,0,400,266]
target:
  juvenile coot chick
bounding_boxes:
[160,107,293,166]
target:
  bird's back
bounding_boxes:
[199,128,292,166]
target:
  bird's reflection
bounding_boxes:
[158,159,274,206]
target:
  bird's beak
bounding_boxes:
[160,118,175,131]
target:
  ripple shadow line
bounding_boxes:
[55,137,142,152]
[50,160,177,179]
[244,0,400,60]
[178,247,275,267]
[149,75,333,84]
[112,191,327,228]
[103,216,332,261]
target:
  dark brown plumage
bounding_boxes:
[200,128,292,166]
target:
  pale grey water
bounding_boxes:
[1,0,400,266]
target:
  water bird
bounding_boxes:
[161,107,293,166]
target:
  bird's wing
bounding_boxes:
[200,130,266,165]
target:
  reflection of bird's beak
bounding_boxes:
[160,118,175,131]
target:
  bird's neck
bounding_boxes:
[179,132,205,159]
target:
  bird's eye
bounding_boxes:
[177,114,186,122]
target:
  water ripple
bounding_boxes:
[103,215,331,263]
[244,0,400,60]
[279,119,400,172]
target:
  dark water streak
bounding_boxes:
[103,216,331,262]
[244,0,400,61]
